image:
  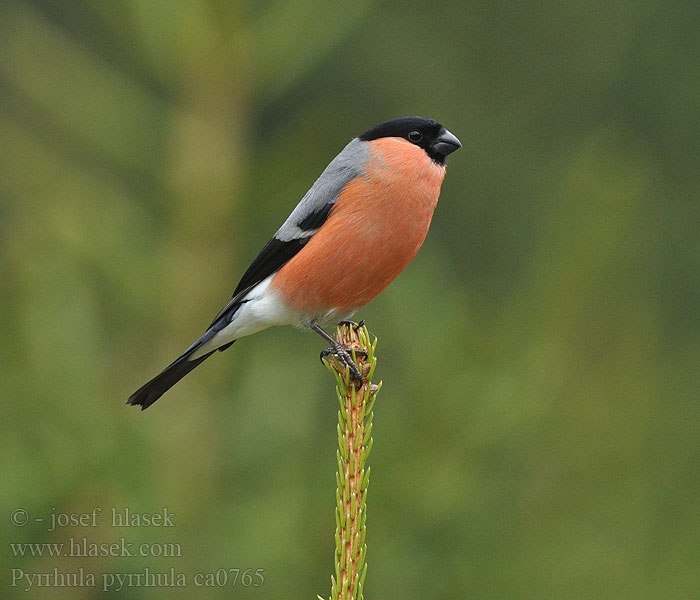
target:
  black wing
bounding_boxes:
[207,231,316,330]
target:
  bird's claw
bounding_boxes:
[320,344,366,387]
[338,319,365,331]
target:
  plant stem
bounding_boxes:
[321,323,380,600]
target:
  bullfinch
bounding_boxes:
[128,116,461,409]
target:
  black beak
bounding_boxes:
[432,129,462,156]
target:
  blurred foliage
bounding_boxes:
[1,1,698,599]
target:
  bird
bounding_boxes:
[127,116,461,410]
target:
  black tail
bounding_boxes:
[127,340,235,410]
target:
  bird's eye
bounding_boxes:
[408,130,423,143]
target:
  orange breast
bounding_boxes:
[270,138,446,314]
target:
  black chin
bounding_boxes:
[426,147,447,165]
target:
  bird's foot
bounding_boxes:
[320,343,367,386]
[338,319,365,331]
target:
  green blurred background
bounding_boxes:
[1,1,698,598]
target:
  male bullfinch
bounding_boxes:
[128,116,461,409]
